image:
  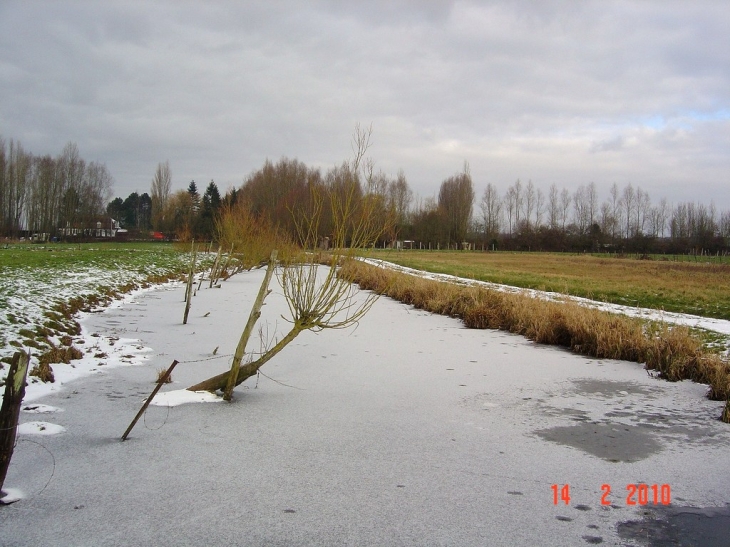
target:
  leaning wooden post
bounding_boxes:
[223,250,278,401]
[209,245,223,288]
[183,240,197,324]
[121,360,178,441]
[183,239,195,302]
[218,243,235,282]
[0,351,30,497]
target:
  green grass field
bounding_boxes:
[366,250,730,320]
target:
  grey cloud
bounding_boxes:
[590,136,626,153]
[0,0,728,206]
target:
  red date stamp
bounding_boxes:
[551,484,671,506]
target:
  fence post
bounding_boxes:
[121,360,179,441]
[183,240,197,324]
[0,351,30,497]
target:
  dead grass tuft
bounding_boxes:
[38,344,83,366]
[29,362,55,383]
[156,368,173,384]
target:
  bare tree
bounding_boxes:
[58,143,86,229]
[573,185,589,234]
[438,162,474,246]
[534,187,545,229]
[656,198,669,238]
[608,183,622,239]
[600,202,613,236]
[621,183,636,238]
[387,169,413,240]
[635,187,651,236]
[480,183,502,241]
[504,186,516,235]
[648,205,662,238]
[523,180,536,231]
[719,210,730,239]
[151,161,172,231]
[671,202,689,239]
[560,187,571,231]
[512,179,523,227]
[587,182,598,228]
[79,161,113,228]
[547,183,559,230]
[1,140,31,237]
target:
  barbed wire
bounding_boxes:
[1,438,57,502]
[256,370,305,390]
[176,353,235,364]
[143,402,171,431]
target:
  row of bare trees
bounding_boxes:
[145,150,728,254]
[469,179,730,252]
[0,137,113,238]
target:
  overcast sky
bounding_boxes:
[1,1,729,208]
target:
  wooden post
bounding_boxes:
[218,243,235,282]
[209,245,223,288]
[196,268,204,293]
[0,351,30,496]
[121,360,178,441]
[183,241,197,324]
[223,250,278,401]
[183,239,195,302]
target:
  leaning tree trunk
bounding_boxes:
[188,322,303,393]
[187,250,310,395]
[222,250,277,400]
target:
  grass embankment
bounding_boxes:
[342,259,730,422]
[0,242,212,382]
[367,250,730,321]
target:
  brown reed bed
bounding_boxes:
[341,259,730,422]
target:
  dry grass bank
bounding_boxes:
[341,259,730,422]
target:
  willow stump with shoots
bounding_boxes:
[187,124,394,397]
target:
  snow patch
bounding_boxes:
[149,389,222,407]
[17,421,66,435]
[21,404,63,414]
[0,488,24,505]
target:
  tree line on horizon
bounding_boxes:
[2,134,728,254]
[143,156,730,255]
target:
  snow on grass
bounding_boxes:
[1,245,190,351]
[1,243,214,402]
[364,258,730,339]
